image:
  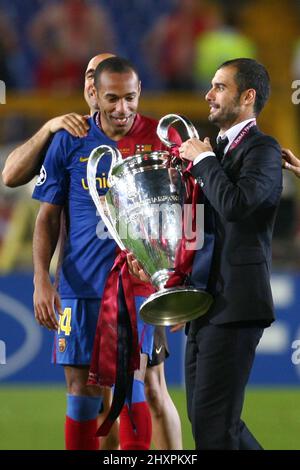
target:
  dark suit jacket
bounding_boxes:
[191,125,282,325]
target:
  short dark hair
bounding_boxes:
[218,58,270,115]
[94,56,139,88]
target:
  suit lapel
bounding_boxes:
[222,125,260,171]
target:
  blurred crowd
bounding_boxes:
[2,0,300,91]
[0,0,257,92]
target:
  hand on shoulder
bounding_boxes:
[46,113,90,138]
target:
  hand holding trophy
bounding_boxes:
[87,114,213,325]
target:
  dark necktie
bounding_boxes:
[214,136,229,161]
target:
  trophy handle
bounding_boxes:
[87,145,125,250]
[157,114,199,148]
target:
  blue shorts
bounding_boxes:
[53,296,154,365]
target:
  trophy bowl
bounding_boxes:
[87,115,213,326]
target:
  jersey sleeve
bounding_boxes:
[34,134,55,175]
[32,131,69,206]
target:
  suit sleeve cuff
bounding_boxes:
[193,151,216,166]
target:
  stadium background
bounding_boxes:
[1,0,300,450]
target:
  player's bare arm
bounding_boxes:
[33,202,63,330]
[282,148,300,178]
[2,113,89,187]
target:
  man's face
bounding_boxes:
[205,65,243,131]
[95,70,141,139]
[84,54,114,112]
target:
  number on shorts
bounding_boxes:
[58,307,72,336]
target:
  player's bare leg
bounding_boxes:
[145,362,183,449]
[64,365,117,450]
[98,388,119,450]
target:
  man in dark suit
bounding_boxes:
[179,58,282,450]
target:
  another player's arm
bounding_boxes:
[2,113,89,187]
[33,202,63,330]
[282,148,300,178]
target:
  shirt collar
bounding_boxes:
[217,118,256,153]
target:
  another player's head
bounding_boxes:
[84,53,115,113]
[93,56,141,140]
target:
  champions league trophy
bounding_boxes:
[87,114,213,326]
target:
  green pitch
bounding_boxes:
[0,386,299,450]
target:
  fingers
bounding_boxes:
[127,252,141,275]
[136,266,151,283]
[127,253,150,282]
[44,301,60,330]
[281,148,300,166]
[50,113,89,137]
[170,322,185,333]
[283,162,300,177]
[61,114,89,138]
[54,293,63,316]
[179,140,192,159]
[281,149,300,177]
[34,293,60,330]
[34,304,58,330]
[179,143,191,161]
[34,303,45,328]
[179,137,212,161]
[126,252,135,268]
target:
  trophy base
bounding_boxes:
[139,287,213,326]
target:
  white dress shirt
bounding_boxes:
[193,118,256,166]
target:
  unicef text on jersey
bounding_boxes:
[96,202,205,251]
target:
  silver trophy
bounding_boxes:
[87,114,213,326]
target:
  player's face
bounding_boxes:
[95,70,141,139]
[205,66,244,132]
[84,54,114,113]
